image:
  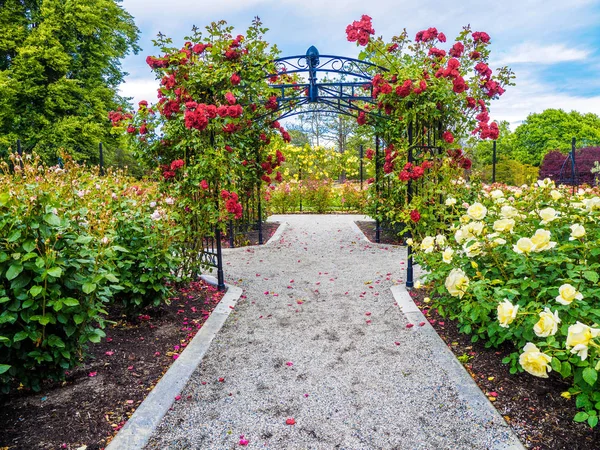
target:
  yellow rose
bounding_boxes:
[467,202,487,220]
[445,197,457,206]
[467,221,485,236]
[420,236,435,253]
[442,247,454,264]
[513,237,534,254]
[555,283,583,305]
[500,205,519,219]
[550,189,562,200]
[493,219,515,233]
[497,299,519,328]
[569,224,585,240]
[583,197,600,211]
[406,238,414,246]
[445,268,469,298]
[463,241,482,258]
[490,189,504,199]
[519,343,552,378]
[454,227,473,244]
[533,307,561,337]
[566,322,600,361]
[531,229,556,252]
[539,207,558,224]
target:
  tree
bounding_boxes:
[512,109,600,166]
[0,0,140,163]
[467,120,514,169]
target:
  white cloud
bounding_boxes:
[496,43,591,65]
[118,78,158,105]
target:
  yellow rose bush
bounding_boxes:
[413,179,600,427]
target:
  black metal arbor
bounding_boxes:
[208,46,434,289]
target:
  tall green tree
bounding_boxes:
[512,109,600,166]
[0,0,140,163]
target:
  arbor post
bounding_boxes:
[406,122,414,289]
[571,137,576,195]
[215,228,225,290]
[374,136,381,243]
[359,144,364,190]
[492,140,496,184]
[257,181,263,245]
[99,142,105,176]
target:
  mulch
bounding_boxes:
[221,221,280,248]
[410,288,600,450]
[0,280,224,450]
[355,220,404,245]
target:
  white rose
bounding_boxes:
[420,236,435,253]
[442,247,454,264]
[435,234,446,247]
[165,197,175,205]
[500,205,519,219]
[497,299,519,328]
[555,283,583,305]
[550,189,562,200]
[493,219,515,233]
[467,203,487,220]
[539,207,558,225]
[513,237,534,254]
[583,197,600,211]
[490,189,504,199]
[150,209,162,221]
[569,224,585,240]
[445,197,457,206]
[566,322,600,361]
[445,268,469,298]
[533,307,560,337]
[463,241,482,258]
[531,229,556,252]
[519,343,552,378]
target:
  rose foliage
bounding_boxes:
[414,179,600,427]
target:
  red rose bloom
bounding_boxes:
[442,131,455,143]
[200,180,209,190]
[225,92,236,105]
[365,148,375,160]
[452,76,467,93]
[357,111,367,125]
[410,210,421,222]
[230,73,241,85]
[449,42,464,58]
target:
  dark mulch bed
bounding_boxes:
[410,288,600,449]
[221,221,280,248]
[0,280,224,450]
[355,220,404,245]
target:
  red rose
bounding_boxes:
[365,148,375,160]
[470,51,481,60]
[225,92,236,105]
[399,170,410,181]
[449,42,464,58]
[200,180,209,190]
[170,159,184,171]
[438,32,446,42]
[475,62,492,78]
[217,105,229,117]
[396,79,413,98]
[410,210,421,222]
[230,73,241,85]
[466,97,477,108]
[126,125,136,134]
[442,131,455,143]
[275,172,283,182]
[387,43,399,52]
[452,76,467,93]
[472,31,491,44]
[357,111,367,125]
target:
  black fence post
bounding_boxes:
[406,122,414,289]
[299,168,303,212]
[17,139,22,157]
[228,220,235,248]
[571,137,576,195]
[375,136,381,244]
[257,181,263,245]
[492,140,497,184]
[215,228,225,290]
[359,144,364,190]
[99,142,105,176]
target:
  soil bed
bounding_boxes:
[355,220,404,245]
[410,288,600,449]
[221,221,280,248]
[0,280,224,450]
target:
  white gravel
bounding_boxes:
[145,214,522,450]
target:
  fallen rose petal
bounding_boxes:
[174,395,181,401]
[219,377,225,382]
[285,418,296,425]
[419,322,426,327]
[88,372,97,377]
[286,361,294,366]
[394,342,400,346]
[406,323,414,328]
[105,351,114,356]
[365,312,371,316]
[239,436,249,446]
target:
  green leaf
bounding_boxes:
[583,367,598,386]
[23,241,36,253]
[39,315,51,326]
[62,298,79,307]
[82,283,97,294]
[75,235,93,244]
[47,267,62,278]
[7,230,21,243]
[588,415,599,428]
[574,412,589,422]
[73,314,85,325]
[111,245,129,253]
[105,273,119,283]
[6,264,23,280]
[550,357,562,373]
[0,364,10,375]
[29,285,43,297]
[43,213,61,227]
[583,271,599,283]
[13,331,28,342]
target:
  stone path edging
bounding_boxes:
[106,276,242,450]
[264,219,288,245]
[391,285,525,450]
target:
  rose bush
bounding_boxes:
[413,178,600,427]
[0,153,181,391]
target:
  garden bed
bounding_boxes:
[411,289,600,449]
[221,221,280,248]
[0,280,224,450]
[355,220,404,245]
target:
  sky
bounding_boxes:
[118,0,600,128]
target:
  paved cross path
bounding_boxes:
[146,214,522,449]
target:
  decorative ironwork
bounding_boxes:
[265,46,387,120]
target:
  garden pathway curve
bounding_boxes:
[146,214,521,449]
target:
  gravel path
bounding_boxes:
[146,214,521,450]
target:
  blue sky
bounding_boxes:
[119,0,600,127]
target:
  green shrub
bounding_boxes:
[302,179,333,213]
